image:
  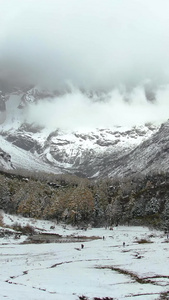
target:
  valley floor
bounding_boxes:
[0,214,169,300]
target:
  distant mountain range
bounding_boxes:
[1,87,168,178]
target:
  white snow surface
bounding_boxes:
[0,212,168,300]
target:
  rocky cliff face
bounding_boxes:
[0,148,13,170]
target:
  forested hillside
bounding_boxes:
[1,170,169,230]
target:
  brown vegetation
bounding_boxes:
[1,169,169,228]
[0,211,4,227]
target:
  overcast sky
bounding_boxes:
[1,0,169,89]
[1,0,169,129]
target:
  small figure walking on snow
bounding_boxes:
[123,242,125,247]
[81,244,84,249]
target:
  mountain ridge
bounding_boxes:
[0,87,167,178]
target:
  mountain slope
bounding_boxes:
[0,135,61,174]
[0,87,167,178]
[109,120,169,177]
[0,123,157,177]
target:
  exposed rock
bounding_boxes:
[0,148,14,170]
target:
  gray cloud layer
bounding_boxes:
[1,0,169,129]
[0,0,169,90]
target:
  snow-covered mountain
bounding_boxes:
[0,87,167,178]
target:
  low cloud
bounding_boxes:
[27,86,169,130]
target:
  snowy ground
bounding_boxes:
[0,213,169,300]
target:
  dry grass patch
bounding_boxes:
[96,266,164,285]
[78,297,114,300]
[157,292,169,299]
[136,238,153,244]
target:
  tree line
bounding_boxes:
[1,169,169,229]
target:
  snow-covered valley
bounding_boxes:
[1,1,169,299]
[0,213,169,300]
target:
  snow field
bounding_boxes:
[0,214,169,300]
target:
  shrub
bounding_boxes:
[0,212,4,227]
[11,222,35,235]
